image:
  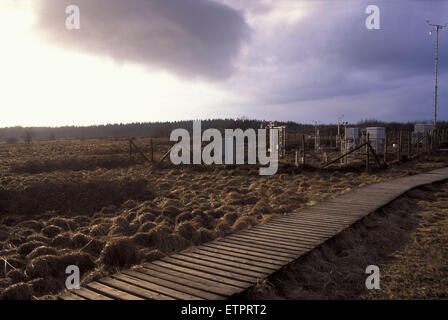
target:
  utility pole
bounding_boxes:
[427,21,447,129]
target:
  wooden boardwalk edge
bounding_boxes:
[58,167,448,300]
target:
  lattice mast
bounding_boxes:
[427,21,447,129]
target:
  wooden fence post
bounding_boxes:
[295,150,300,167]
[407,131,411,157]
[384,132,388,164]
[436,129,440,151]
[302,134,306,166]
[397,130,402,161]
[416,132,420,155]
[428,132,431,153]
[366,133,370,172]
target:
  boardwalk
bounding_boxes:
[59,167,448,300]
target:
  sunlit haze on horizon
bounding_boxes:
[1,0,447,127]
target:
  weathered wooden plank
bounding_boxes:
[264,221,346,236]
[58,291,86,300]
[121,270,225,300]
[141,263,243,295]
[290,211,358,223]
[181,250,274,274]
[189,247,279,271]
[170,253,267,279]
[203,242,294,262]
[253,224,337,239]
[85,281,144,300]
[71,287,113,300]
[238,228,328,242]
[324,199,383,207]
[228,232,316,251]
[269,217,344,230]
[99,276,180,300]
[265,220,342,235]
[217,237,308,257]
[161,256,258,283]
[215,237,303,256]
[307,204,370,216]
[149,260,249,289]
[261,217,344,229]
[328,197,393,206]
[292,209,358,219]
[195,245,285,267]
[230,231,324,249]
[244,227,332,242]
[270,217,347,230]
[310,203,373,212]
[114,272,210,300]
[227,233,324,253]
[288,210,356,221]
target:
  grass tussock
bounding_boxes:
[99,238,141,268]
[0,282,33,300]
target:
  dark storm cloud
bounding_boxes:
[255,1,447,104]
[33,0,250,80]
[32,0,448,122]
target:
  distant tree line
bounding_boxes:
[0,118,446,142]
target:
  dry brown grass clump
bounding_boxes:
[26,246,59,260]
[0,282,33,300]
[28,277,64,297]
[17,241,46,256]
[175,212,194,224]
[138,221,157,233]
[89,223,111,237]
[71,233,91,248]
[139,249,165,262]
[51,233,72,248]
[81,267,110,285]
[175,221,198,242]
[99,238,141,268]
[80,239,105,257]
[48,217,76,231]
[222,212,239,226]
[194,228,216,245]
[26,253,95,280]
[42,225,63,238]
[232,215,258,231]
[7,270,27,283]
[15,220,44,231]
[249,199,273,215]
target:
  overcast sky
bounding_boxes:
[1,0,447,126]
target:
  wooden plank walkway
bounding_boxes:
[59,167,448,300]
